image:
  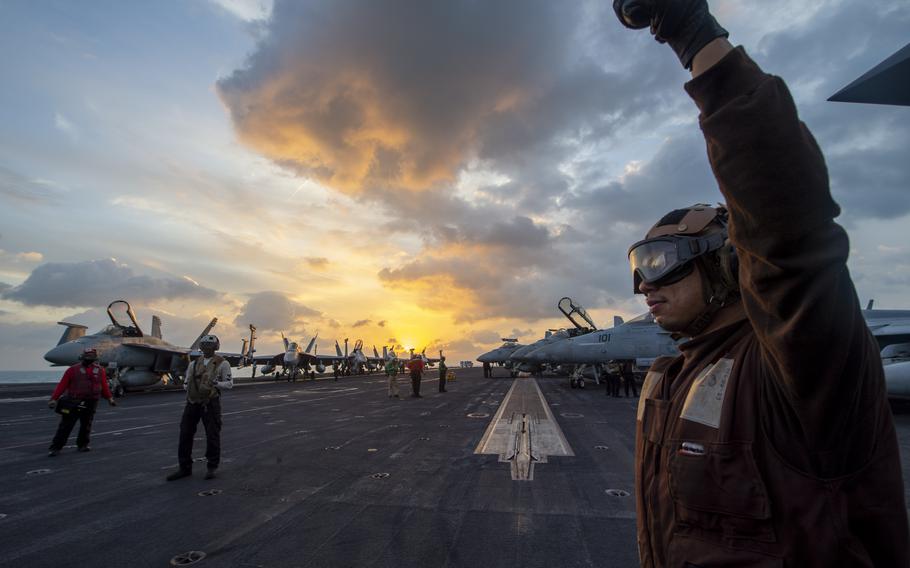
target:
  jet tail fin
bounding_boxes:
[305,333,318,354]
[373,345,380,359]
[335,341,343,357]
[151,315,163,339]
[190,318,218,350]
[281,332,289,351]
[56,322,88,346]
[614,315,624,327]
[867,299,875,310]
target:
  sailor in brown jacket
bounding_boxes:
[166,334,233,481]
[613,0,909,566]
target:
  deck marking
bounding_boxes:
[474,377,574,481]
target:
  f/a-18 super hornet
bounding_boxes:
[522,311,681,388]
[252,333,322,380]
[476,339,524,374]
[508,297,600,375]
[252,336,378,379]
[862,300,910,398]
[43,300,254,394]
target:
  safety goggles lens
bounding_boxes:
[629,240,681,283]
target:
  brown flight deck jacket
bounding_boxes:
[634,48,909,567]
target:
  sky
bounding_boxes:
[1,0,908,370]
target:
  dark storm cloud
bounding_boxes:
[234,290,321,331]
[1,259,219,308]
[748,1,910,221]
[218,0,591,194]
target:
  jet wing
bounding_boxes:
[123,343,190,356]
[310,353,346,365]
[251,353,285,366]
[214,351,250,367]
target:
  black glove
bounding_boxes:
[613,0,728,69]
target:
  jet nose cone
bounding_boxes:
[44,342,83,366]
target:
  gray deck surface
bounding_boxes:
[3,370,910,567]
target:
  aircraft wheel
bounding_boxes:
[569,379,576,389]
[578,378,585,389]
[114,384,125,398]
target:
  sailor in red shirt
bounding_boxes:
[406,355,425,398]
[47,348,116,456]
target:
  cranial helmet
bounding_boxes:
[199,334,220,350]
[628,204,739,335]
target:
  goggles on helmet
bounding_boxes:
[628,232,726,293]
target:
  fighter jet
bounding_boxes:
[508,297,601,374]
[522,312,681,388]
[253,333,372,379]
[253,333,322,380]
[43,300,254,394]
[476,339,524,369]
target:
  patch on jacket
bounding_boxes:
[680,358,734,428]
[637,370,664,421]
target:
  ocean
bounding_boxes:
[0,370,62,384]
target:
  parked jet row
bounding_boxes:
[43,299,432,393]
[476,297,910,397]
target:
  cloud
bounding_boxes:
[1,259,220,307]
[351,318,371,328]
[304,256,330,269]
[0,282,11,293]
[377,320,386,327]
[0,166,68,205]
[233,290,320,331]
[54,112,79,140]
[0,250,45,263]
[216,0,620,195]
[209,0,273,21]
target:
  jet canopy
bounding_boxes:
[557,297,597,332]
[106,300,143,337]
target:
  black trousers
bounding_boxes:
[50,400,98,450]
[178,397,222,471]
[410,371,422,396]
[623,375,639,397]
[438,373,447,392]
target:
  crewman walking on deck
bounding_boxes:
[437,356,448,393]
[482,361,491,378]
[612,1,909,565]
[385,358,400,398]
[407,354,424,398]
[620,360,638,398]
[47,348,116,456]
[166,335,232,481]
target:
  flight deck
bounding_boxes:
[2,369,910,567]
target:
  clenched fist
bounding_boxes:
[612,0,728,69]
